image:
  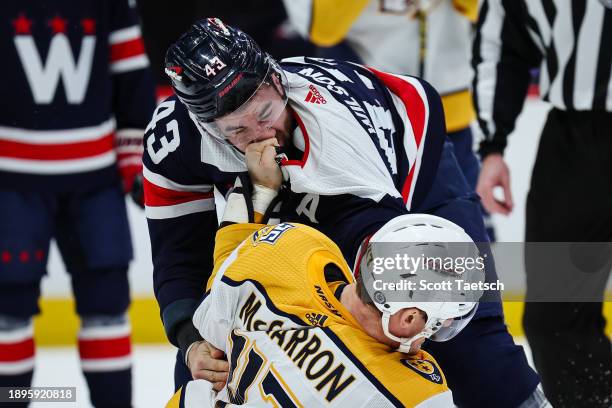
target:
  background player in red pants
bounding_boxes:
[0,1,155,406]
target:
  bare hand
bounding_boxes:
[187,341,229,391]
[476,153,513,215]
[245,139,282,190]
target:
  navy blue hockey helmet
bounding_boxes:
[165,18,282,124]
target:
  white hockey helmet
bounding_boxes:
[358,214,485,353]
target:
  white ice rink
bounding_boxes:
[31,342,535,408]
[31,345,176,408]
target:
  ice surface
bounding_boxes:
[30,341,535,407]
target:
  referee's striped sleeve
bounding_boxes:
[472,0,542,158]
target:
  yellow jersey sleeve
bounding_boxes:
[441,90,476,132]
[165,387,183,408]
[309,0,477,46]
[452,0,478,23]
[310,0,370,46]
[206,223,265,291]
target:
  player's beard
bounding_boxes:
[274,108,297,148]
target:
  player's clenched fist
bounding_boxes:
[187,340,229,391]
[245,139,282,190]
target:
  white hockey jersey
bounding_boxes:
[280,57,440,208]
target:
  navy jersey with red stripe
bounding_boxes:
[142,57,445,345]
[142,95,243,343]
[0,0,155,191]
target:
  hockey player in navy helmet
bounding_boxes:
[164,18,292,152]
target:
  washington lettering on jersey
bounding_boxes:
[296,61,393,156]
[279,57,443,211]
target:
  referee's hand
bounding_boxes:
[477,153,514,215]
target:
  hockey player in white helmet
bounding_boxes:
[357,213,484,354]
[166,140,485,407]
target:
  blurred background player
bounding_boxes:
[167,139,483,407]
[0,1,155,406]
[282,0,496,240]
[146,18,543,407]
[472,0,612,406]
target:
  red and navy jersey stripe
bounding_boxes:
[142,95,238,345]
[0,0,155,191]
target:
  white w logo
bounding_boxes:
[14,33,95,104]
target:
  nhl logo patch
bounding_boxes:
[252,223,295,246]
[401,358,444,384]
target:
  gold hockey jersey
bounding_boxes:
[168,223,453,407]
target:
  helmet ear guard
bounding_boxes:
[359,214,486,352]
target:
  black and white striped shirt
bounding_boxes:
[472,0,612,157]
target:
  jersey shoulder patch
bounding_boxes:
[401,357,444,384]
[252,223,296,246]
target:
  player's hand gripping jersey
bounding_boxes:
[166,222,453,407]
[143,58,445,345]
